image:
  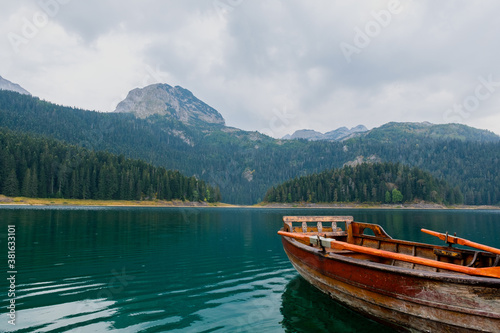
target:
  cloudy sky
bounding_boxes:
[2,0,500,137]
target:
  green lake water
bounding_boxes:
[0,207,499,332]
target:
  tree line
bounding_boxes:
[264,162,463,205]
[0,90,499,205]
[0,129,221,202]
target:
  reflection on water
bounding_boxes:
[0,207,498,332]
[281,276,397,333]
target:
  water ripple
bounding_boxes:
[0,207,440,332]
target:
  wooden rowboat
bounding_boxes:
[278,216,500,332]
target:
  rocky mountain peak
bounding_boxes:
[114,83,225,125]
[282,129,324,140]
[0,75,30,95]
[283,125,368,141]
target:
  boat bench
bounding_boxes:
[283,216,353,235]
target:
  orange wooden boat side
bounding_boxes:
[279,216,500,333]
[278,230,500,279]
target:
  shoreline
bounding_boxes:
[255,202,500,210]
[0,196,499,210]
[0,196,234,208]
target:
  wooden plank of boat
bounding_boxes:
[279,217,500,332]
[277,231,500,279]
[281,236,500,332]
[422,228,500,256]
[283,216,354,222]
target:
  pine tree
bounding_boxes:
[21,168,32,197]
[385,190,391,203]
[3,169,19,197]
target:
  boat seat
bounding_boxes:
[434,248,463,260]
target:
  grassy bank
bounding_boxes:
[0,195,234,207]
[0,195,498,209]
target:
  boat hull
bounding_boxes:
[282,236,500,333]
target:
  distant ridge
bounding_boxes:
[283,122,500,143]
[283,125,368,141]
[361,122,500,143]
[0,75,30,95]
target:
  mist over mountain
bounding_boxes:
[0,75,30,95]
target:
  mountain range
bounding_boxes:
[0,78,499,205]
[112,83,499,144]
[283,125,368,141]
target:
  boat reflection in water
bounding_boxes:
[279,216,500,333]
[280,276,395,332]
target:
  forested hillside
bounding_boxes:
[346,139,500,205]
[0,90,499,205]
[356,122,500,143]
[0,129,220,202]
[0,90,349,203]
[264,162,462,205]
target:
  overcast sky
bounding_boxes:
[2,0,500,137]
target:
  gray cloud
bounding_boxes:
[1,0,500,136]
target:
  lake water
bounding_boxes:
[0,207,499,332]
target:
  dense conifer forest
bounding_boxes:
[0,129,221,202]
[263,162,463,205]
[0,90,499,205]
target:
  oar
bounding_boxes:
[278,231,500,279]
[421,229,500,256]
